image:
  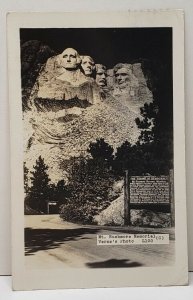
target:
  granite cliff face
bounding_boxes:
[22,44,153,183]
[21,40,56,110]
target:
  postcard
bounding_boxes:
[7,11,188,290]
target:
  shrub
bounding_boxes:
[59,156,115,224]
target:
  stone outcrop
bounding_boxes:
[21,40,56,110]
[132,63,153,102]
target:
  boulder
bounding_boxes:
[93,194,171,227]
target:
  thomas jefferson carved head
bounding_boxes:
[59,48,81,70]
[95,64,107,87]
[81,55,95,76]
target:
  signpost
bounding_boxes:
[47,201,58,214]
[123,170,174,226]
[130,175,170,204]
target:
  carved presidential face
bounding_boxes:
[81,56,95,76]
[114,67,130,87]
[96,65,107,87]
[60,48,81,70]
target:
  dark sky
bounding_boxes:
[20,27,172,69]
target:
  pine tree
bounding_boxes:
[114,141,144,176]
[135,80,173,175]
[28,156,51,213]
[87,138,114,165]
[55,180,69,206]
[23,162,29,194]
[135,102,158,144]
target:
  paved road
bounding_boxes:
[25,215,175,269]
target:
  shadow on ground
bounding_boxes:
[25,227,99,256]
[86,258,143,268]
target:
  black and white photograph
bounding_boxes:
[8,11,188,289]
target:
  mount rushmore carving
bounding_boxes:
[23,46,153,183]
